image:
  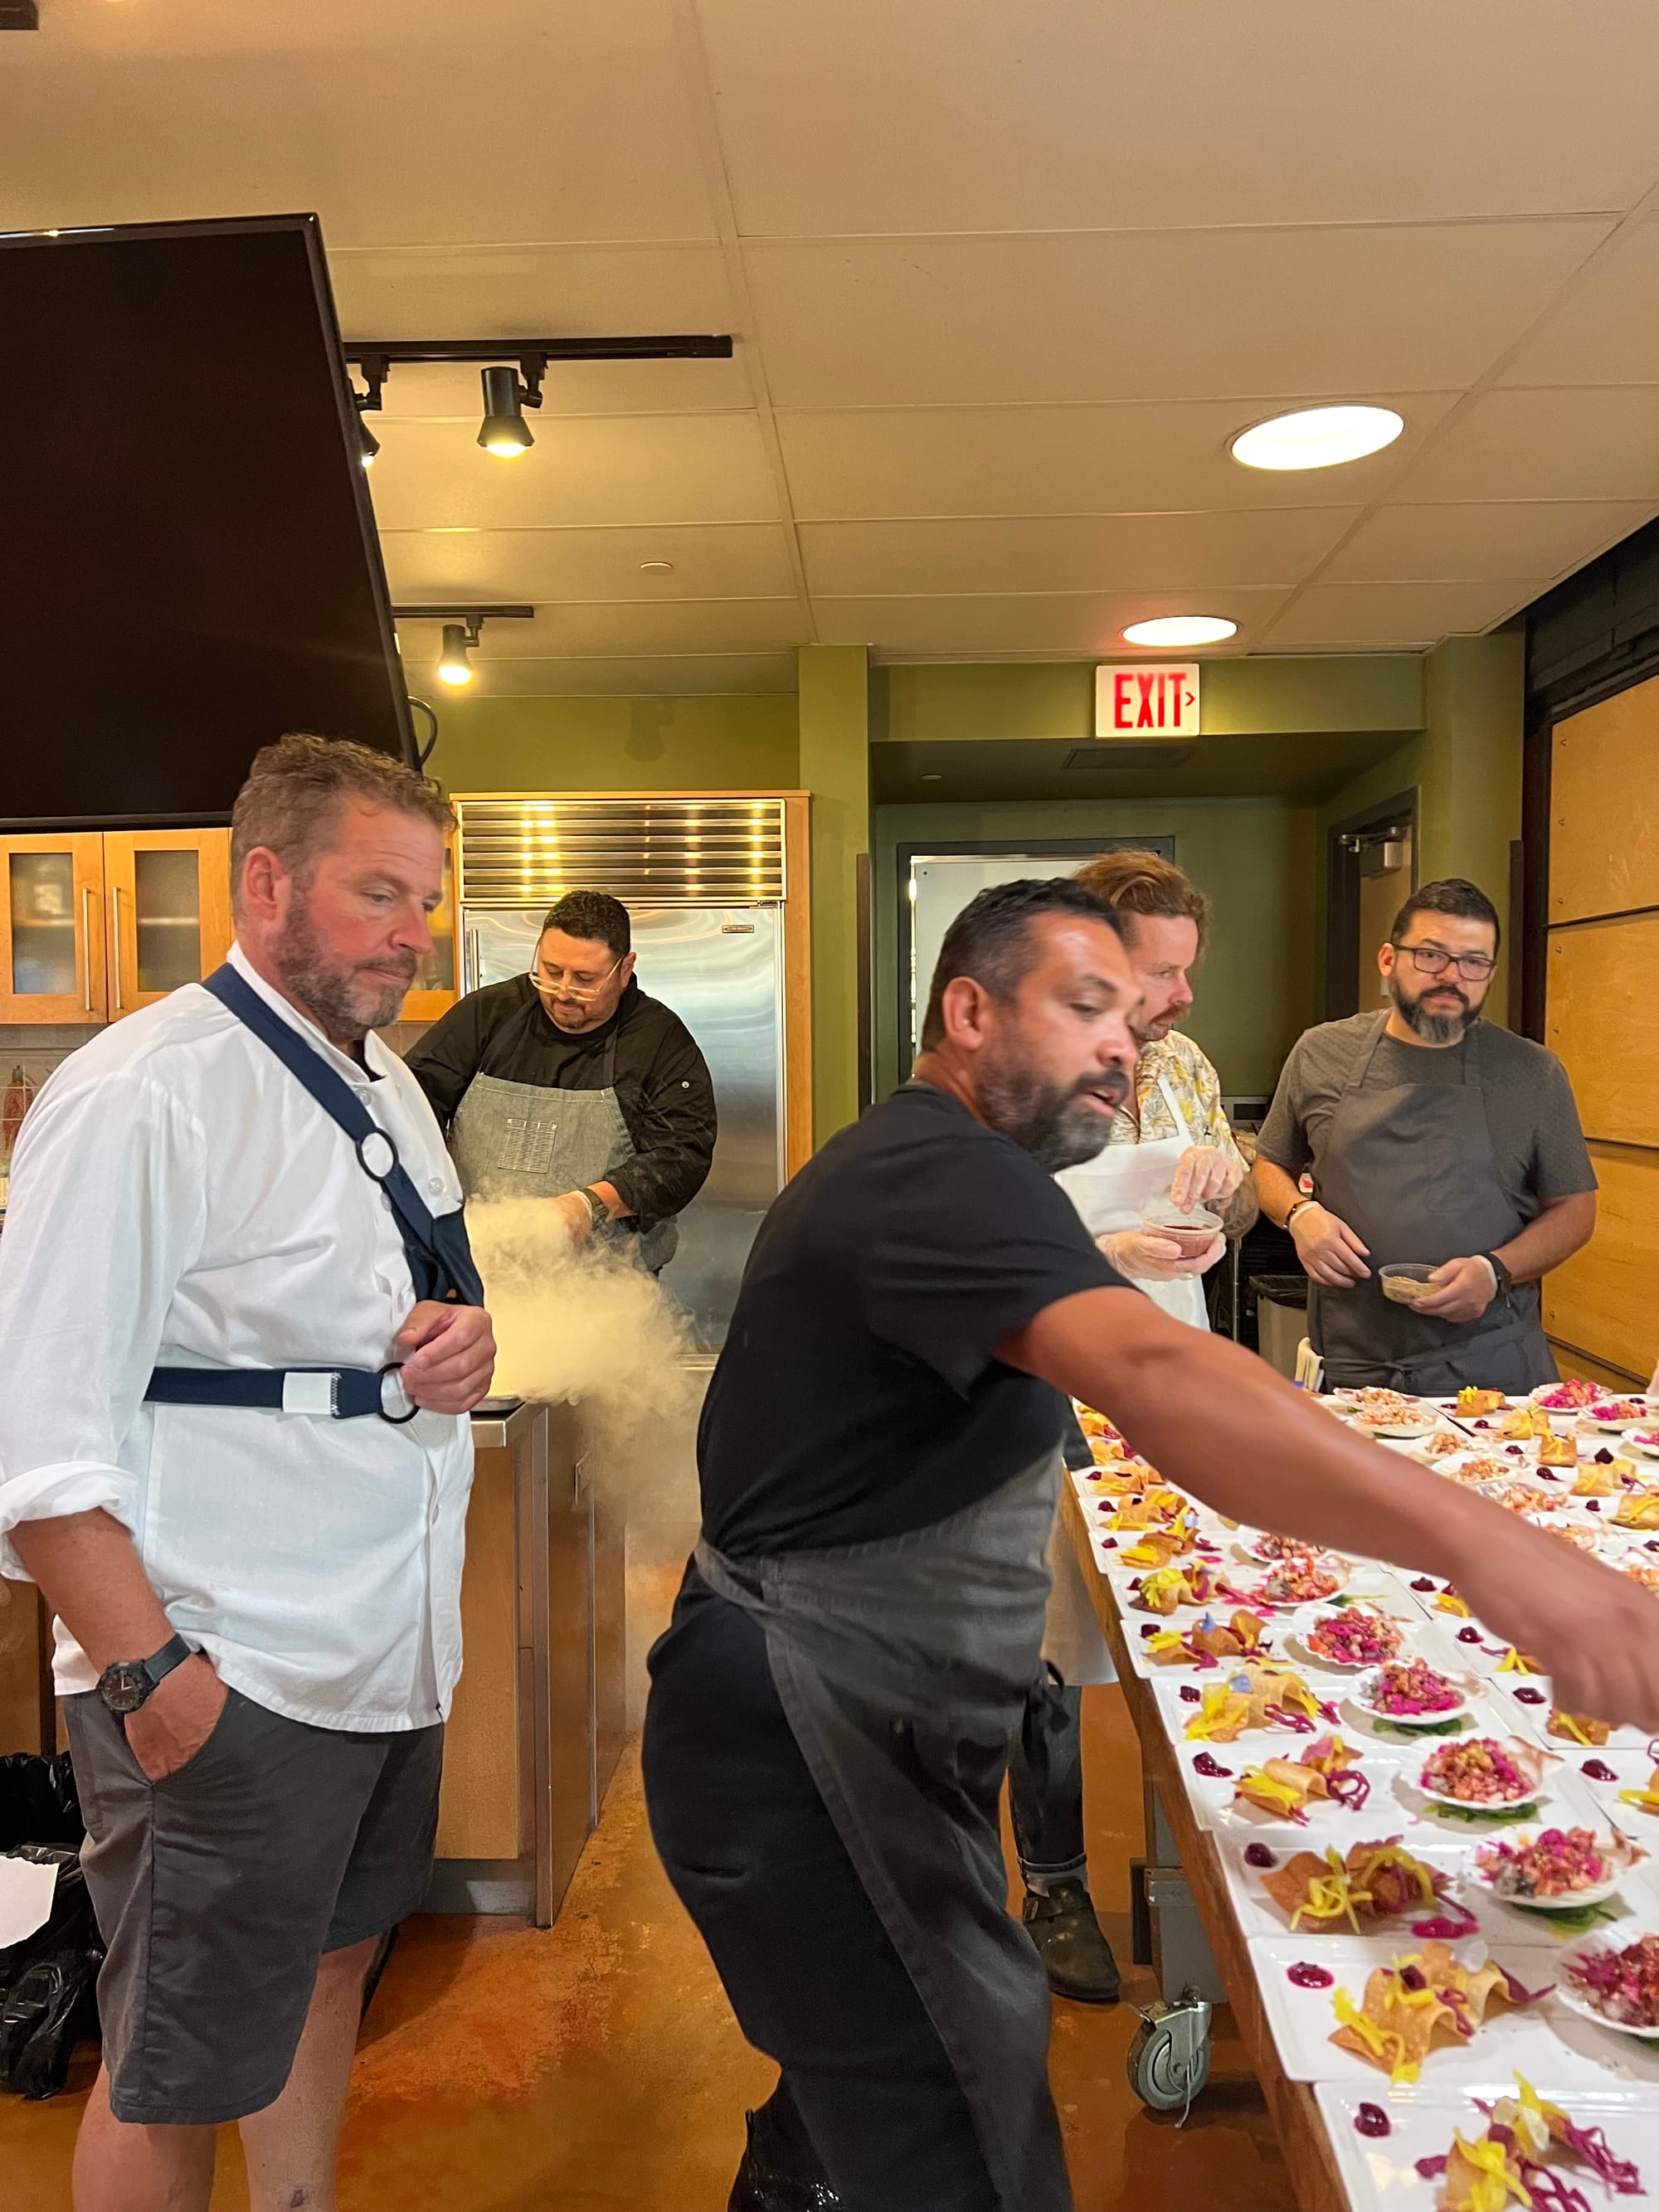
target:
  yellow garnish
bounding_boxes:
[1496,1646,1541,1674]
[1618,1787,1659,1815]
[1436,1592,1472,1617]
[1552,1710,1592,1744]
[1331,1987,1414,2082]
[1449,2130,1533,2212]
[1290,1851,1375,1935]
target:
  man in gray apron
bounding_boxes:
[644,875,1657,2212]
[1253,878,1597,1393]
[407,890,716,1272]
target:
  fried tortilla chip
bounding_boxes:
[1330,1942,1523,2083]
[1260,1838,1444,1933]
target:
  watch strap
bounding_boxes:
[1283,1198,1319,1230]
[1481,1250,1514,1296]
[581,1188,608,1227]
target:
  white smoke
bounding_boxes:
[465,1198,698,1458]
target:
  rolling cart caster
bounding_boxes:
[1126,1986,1212,2117]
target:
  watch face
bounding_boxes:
[100,1662,150,1714]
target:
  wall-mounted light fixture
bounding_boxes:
[345,333,733,471]
[392,604,537,692]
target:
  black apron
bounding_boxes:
[144,964,484,1422]
[448,996,675,1272]
[1308,1014,1554,1394]
[693,1451,1070,2212]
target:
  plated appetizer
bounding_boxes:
[1545,1709,1613,1748]
[1426,1428,1468,1460]
[1584,1398,1648,1429]
[1473,1825,1645,1908]
[1559,1932,1659,2036]
[1330,1939,1535,2083]
[1446,1456,1525,1487]
[1417,1737,1550,1811]
[1144,1609,1267,1666]
[1248,1555,1347,1608]
[1455,1387,1509,1417]
[1305,1608,1404,1669]
[1233,1735,1369,1823]
[1355,1659,1467,1722]
[1185,1662,1333,1742]
[1130,1563,1234,1615]
[1255,1836,1448,1934]
[1481,1479,1569,1514]
[1533,1378,1602,1413]
[1615,1493,1659,1531]
[1501,1404,1550,1441]
[1538,1432,1579,1469]
[1622,1555,1659,1592]
[1416,2076,1643,2212]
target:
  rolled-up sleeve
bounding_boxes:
[0,1067,206,1580]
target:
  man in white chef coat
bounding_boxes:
[0,735,495,2212]
[1011,849,1256,2002]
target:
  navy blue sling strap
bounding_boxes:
[144,963,484,1424]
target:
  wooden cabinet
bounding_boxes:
[401,837,460,1025]
[0,828,233,1024]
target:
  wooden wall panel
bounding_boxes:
[435,1445,519,1860]
[1546,914,1659,1145]
[1543,1145,1659,1383]
[1550,676,1659,926]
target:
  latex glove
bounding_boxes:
[552,1191,597,1247]
[395,1300,498,1414]
[124,1654,229,1782]
[1169,1145,1244,1211]
[1412,1256,1496,1324]
[1097,1228,1225,1282]
[1287,1202,1370,1289]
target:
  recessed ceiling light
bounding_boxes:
[1121,615,1237,648]
[1229,404,1404,472]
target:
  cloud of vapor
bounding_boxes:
[465,1198,699,1461]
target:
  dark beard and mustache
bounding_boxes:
[270,887,416,1043]
[1389,970,1474,1046]
[978,1057,1131,1171]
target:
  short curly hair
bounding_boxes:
[540,891,631,960]
[230,734,453,914]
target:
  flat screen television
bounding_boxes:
[0,212,414,827]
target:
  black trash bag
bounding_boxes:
[0,1753,83,1852]
[0,1947,102,2098]
[0,1845,98,1986]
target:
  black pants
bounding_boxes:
[1006,1666,1087,1894]
[642,1567,1000,2212]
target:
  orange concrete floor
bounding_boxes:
[2,1687,1293,2212]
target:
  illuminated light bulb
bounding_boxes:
[437,623,474,686]
[477,366,534,458]
[1121,615,1237,648]
[1229,405,1404,472]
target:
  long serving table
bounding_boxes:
[1060,1480,1349,2212]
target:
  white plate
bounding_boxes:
[1313,2079,1659,2212]
[1360,1420,1438,1441]
[1248,1930,1612,2087]
[1194,1745,1410,1841]
[1121,1612,1285,1682]
[1469,1830,1652,1913]
[1554,1934,1659,2040]
[1215,1836,1507,1944]
[1564,1746,1659,1829]
[1486,1675,1659,1757]
[1291,1616,1414,1675]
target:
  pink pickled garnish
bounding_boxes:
[1416,2156,1449,2180]
[1558,2117,1644,2195]
[1412,1905,1481,1940]
[1326,1768,1371,1811]
[1178,1685,1201,1703]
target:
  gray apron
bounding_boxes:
[695,1452,1071,2212]
[449,1010,677,1271]
[1308,1014,1554,1394]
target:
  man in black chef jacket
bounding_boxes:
[643,876,1658,2212]
[1253,878,1596,1393]
[406,889,716,1271]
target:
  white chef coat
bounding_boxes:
[0,943,474,1731]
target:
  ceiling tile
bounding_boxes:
[381,523,796,604]
[777,396,1459,520]
[1322,501,1657,584]
[697,0,1659,234]
[798,510,1357,597]
[815,590,1287,657]
[329,246,734,349]
[1501,216,1659,387]
[744,224,1612,409]
[362,414,782,530]
[1261,579,1545,649]
[358,357,749,422]
[414,653,800,698]
[1389,388,1659,502]
[2,0,715,246]
[397,600,807,659]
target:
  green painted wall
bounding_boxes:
[874,654,1424,744]
[1316,632,1523,1026]
[427,693,799,795]
[873,796,1320,1102]
[798,645,872,1145]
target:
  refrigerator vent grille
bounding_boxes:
[456,796,786,907]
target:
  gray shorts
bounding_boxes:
[64,1685,443,2127]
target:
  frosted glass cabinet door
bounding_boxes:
[102,830,233,1019]
[0,834,107,1022]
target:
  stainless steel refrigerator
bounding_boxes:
[462,902,785,1349]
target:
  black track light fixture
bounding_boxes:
[436,622,477,687]
[391,605,536,693]
[357,414,381,469]
[477,364,537,458]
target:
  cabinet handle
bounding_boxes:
[465,926,479,993]
[82,887,94,1013]
[110,887,124,1012]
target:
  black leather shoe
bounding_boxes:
[1024,1879,1122,2004]
[727,2103,842,2211]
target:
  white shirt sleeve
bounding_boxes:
[0,1065,207,1580]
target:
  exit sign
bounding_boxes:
[1096,663,1201,738]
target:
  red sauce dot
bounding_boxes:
[1288,1962,1335,1989]
[1355,2104,1391,2139]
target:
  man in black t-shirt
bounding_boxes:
[644,879,1659,2212]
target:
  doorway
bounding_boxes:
[897,837,1175,1068]
[1325,791,1418,1019]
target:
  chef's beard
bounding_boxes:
[271,888,417,1043]
[979,1057,1131,1172]
[1389,970,1475,1046]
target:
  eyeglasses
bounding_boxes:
[1393,940,1496,983]
[528,955,624,1006]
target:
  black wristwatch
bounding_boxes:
[581,1188,608,1228]
[97,1633,195,1716]
[1482,1251,1514,1297]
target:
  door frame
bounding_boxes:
[1324,790,1418,1022]
[894,835,1175,1077]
